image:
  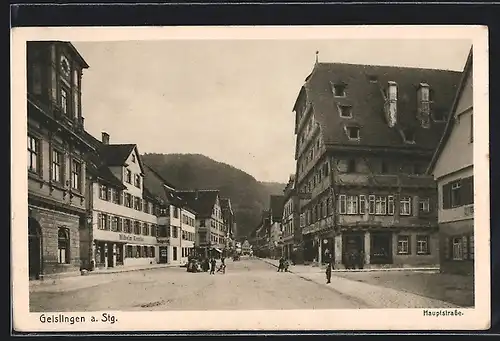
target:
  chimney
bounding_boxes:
[418,83,431,128]
[101,132,110,145]
[385,81,398,128]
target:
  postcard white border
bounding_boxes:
[11,25,490,332]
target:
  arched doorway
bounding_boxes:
[28,217,42,279]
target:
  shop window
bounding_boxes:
[416,235,430,255]
[397,235,411,255]
[126,245,133,258]
[57,227,70,264]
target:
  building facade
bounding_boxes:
[27,41,95,279]
[80,132,160,269]
[268,195,285,259]
[220,198,236,253]
[177,190,226,258]
[428,50,474,276]
[142,164,196,265]
[292,61,462,268]
[281,175,301,261]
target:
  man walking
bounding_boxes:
[325,260,332,284]
[210,258,216,275]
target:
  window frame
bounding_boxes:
[416,235,430,255]
[346,126,360,140]
[51,148,64,184]
[451,181,461,208]
[400,196,412,216]
[57,227,70,264]
[27,135,40,174]
[452,237,463,260]
[397,235,411,255]
[388,196,395,215]
[338,194,347,214]
[70,158,82,191]
[419,197,430,213]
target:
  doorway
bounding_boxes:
[370,232,393,264]
[159,247,168,264]
[342,233,364,264]
[107,243,114,268]
[28,218,42,279]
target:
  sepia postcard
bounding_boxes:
[11,25,490,332]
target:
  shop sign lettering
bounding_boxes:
[118,234,145,242]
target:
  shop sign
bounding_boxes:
[119,233,145,242]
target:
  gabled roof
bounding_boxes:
[176,190,219,218]
[143,163,178,190]
[427,48,473,174]
[269,195,285,220]
[220,198,233,214]
[99,144,145,174]
[81,131,126,190]
[293,62,463,158]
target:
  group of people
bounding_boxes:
[277,257,290,272]
[187,256,227,274]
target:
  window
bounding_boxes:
[172,227,178,238]
[416,235,430,255]
[173,247,178,261]
[419,198,430,213]
[125,193,132,208]
[402,129,415,143]
[142,223,148,236]
[346,126,360,140]
[111,216,118,232]
[117,217,123,232]
[333,84,346,97]
[131,154,136,163]
[346,195,358,215]
[126,245,133,258]
[397,235,410,255]
[452,237,463,260]
[57,227,70,264]
[368,195,376,215]
[113,190,121,204]
[339,105,352,118]
[27,135,39,173]
[60,87,69,115]
[125,169,132,184]
[375,196,387,215]
[359,195,366,214]
[388,196,395,215]
[338,195,347,214]
[400,196,412,216]
[134,221,141,235]
[451,181,461,207]
[51,149,63,183]
[124,219,131,234]
[134,197,142,211]
[99,185,107,200]
[135,174,141,188]
[71,160,81,190]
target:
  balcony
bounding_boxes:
[335,173,436,189]
[302,216,335,235]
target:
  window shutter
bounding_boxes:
[444,237,450,260]
[442,183,452,209]
[461,176,474,205]
[408,235,412,255]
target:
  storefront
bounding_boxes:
[92,229,158,268]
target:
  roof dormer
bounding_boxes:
[400,128,416,144]
[417,83,431,128]
[384,81,398,128]
[331,82,347,97]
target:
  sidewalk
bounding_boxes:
[30,263,179,293]
[259,258,463,308]
[261,258,439,273]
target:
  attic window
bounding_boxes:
[131,154,136,163]
[339,105,352,118]
[333,84,346,97]
[346,126,360,140]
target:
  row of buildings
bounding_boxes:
[27,41,237,280]
[250,49,474,275]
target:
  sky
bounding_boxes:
[73,39,471,183]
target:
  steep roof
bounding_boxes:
[176,190,219,218]
[427,48,473,174]
[81,131,126,189]
[269,195,285,220]
[294,62,463,157]
[220,198,232,213]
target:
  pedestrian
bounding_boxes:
[210,258,216,275]
[325,261,332,284]
[277,257,284,272]
[358,250,365,270]
[217,258,226,274]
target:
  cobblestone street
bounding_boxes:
[29,258,468,311]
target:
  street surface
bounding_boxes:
[30,258,368,312]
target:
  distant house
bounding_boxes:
[282,175,301,262]
[427,49,474,276]
[292,60,463,268]
[269,195,285,259]
[177,190,226,258]
[220,197,236,248]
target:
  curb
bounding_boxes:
[87,264,180,276]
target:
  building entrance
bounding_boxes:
[370,232,393,264]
